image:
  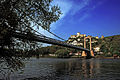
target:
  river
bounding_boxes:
[1,58,120,80]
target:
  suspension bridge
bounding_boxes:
[4,19,94,58]
[12,29,94,58]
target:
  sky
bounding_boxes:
[47,0,120,40]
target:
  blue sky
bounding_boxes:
[49,0,120,40]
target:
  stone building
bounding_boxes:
[95,36,99,39]
[94,47,100,52]
[76,32,86,37]
[77,32,81,37]
[101,35,104,39]
[68,32,100,46]
[70,35,77,38]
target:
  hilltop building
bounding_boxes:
[68,32,87,46]
[77,32,86,37]
[67,32,105,53]
[77,32,81,37]
[101,35,104,39]
[70,35,76,38]
[95,36,99,39]
[70,32,86,39]
[94,47,100,52]
[68,32,104,51]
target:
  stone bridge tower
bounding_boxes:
[82,36,94,57]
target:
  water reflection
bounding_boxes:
[1,58,120,80]
[54,59,101,80]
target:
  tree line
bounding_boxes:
[27,45,79,58]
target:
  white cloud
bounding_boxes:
[78,13,89,22]
[52,0,73,19]
[70,0,90,16]
[50,0,92,33]
[51,0,91,19]
[50,0,73,32]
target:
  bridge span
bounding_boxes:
[13,32,94,58]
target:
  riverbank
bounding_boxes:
[95,55,120,59]
[31,55,120,59]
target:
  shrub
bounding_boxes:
[55,49,70,58]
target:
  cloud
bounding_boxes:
[52,0,73,19]
[70,0,90,16]
[51,0,91,30]
[50,0,73,32]
[52,0,91,18]
[76,0,107,22]
[78,13,89,22]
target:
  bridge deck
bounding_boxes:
[13,32,90,52]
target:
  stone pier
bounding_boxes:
[82,36,94,57]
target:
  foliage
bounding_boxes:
[0,0,61,72]
[55,49,70,58]
[0,0,61,50]
[99,35,120,56]
[29,45,78,57]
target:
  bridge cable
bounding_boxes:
[18,8,66,41]
[44,29,66,41]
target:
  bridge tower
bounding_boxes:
[82,36,94,57]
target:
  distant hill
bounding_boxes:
[98,35,120,56]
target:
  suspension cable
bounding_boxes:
[43,29,66,41]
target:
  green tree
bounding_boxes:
[0,0,61,51]
[55,49,70,58]
[0,0,61,71]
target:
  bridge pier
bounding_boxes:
[82,50,94,58]
[81,36,95,58]
[90,50,94,57]
[82,51,87,57]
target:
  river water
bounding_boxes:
[1,58,120,80]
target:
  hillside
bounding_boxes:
[98,35,120,56]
